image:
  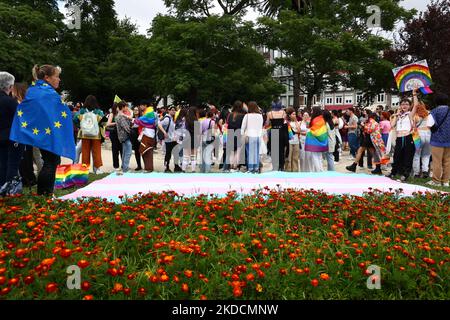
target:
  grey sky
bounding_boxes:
[59,0,433,35]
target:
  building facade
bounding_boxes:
[260,47,400,111]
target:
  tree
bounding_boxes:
[394,0,450,96]
[0,0,65,81]
[146,15,283,106]
[59,0,158,107]
[164,0,256,17]
[258,1,412,108]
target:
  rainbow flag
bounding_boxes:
[287,123,295,140]
[222,124,228,145]
[392,60,433,93]
[305,115,328,152]
[55,164,89,189]
[412,130,422,150]
[134,107,156,128]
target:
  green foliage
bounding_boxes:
[257,1,413,106]
[0,0,65,81]
[146,15,283,106]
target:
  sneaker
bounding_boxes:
[386,173,395,179]
[164,168,173,173]
[443,182,449,187]
[427,180,441,187]
[414,174,421,179]
[400,175,408,182]
[95,169,104,175]
[230,169,238,173]
[135,167,142,172]
[116,170,124,176]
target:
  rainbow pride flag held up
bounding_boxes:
[305,115,328,152]
[134,107,156,128]
[55,164,89,189]
[392,60,433,94]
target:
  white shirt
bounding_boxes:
[426,115,435,127]
[241,113,263,138]
[396,113,412,132]
[143,128,156,138]
[289,121,300,145]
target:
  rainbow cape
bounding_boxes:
[134,107,156,128]
[392,60,433,93]
[304,115,328,152]
[55,164,89,189]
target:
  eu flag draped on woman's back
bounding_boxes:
[9,80,76,161]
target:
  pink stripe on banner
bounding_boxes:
[61,172,436,201]
[98,177,389,185]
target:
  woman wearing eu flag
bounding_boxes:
[9,65,76,196]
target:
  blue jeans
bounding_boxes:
[382,133,389,147]
[200,142,214,173]
[246,137,260,172]
[0,141,24,187]
[121,139,132,172]
[325,152,335,171]
[348,133,359,157]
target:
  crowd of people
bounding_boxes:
[1,64,450,197]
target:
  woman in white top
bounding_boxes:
[284,107,301,172]
[323,110,336,171]
[300,112,310,172]
[412,102,431,178]
[387,88,419,181]
[241,102,264,173]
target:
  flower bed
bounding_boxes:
[0,189,449,300]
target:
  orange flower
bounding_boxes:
[320,273,330,281]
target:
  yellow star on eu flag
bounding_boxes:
[17,110,23,117]
[33,128,39,135]
[45,128,52,135]
[61,111,68,118]
[54,121,62,129]
[21,121,28,128]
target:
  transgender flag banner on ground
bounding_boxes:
[60,172,436,203]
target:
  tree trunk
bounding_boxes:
[187,87,198,106]
[293,68,301,110]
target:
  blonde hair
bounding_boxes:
[32,65,61,81]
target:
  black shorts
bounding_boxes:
[361,134,374,149]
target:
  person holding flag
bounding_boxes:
[9,65,76,196]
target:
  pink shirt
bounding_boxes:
[380,120,391,134]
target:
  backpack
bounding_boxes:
[80,112,99,137]
[157,116,172,141]
[203,119,215,145]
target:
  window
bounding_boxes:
[336,96,343,104]
[357,94,363,103]
[326,97,333,104]
[377,94,385,103]
[345,98,353,104]
[289,96,294,106]
[281,97,287,107]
